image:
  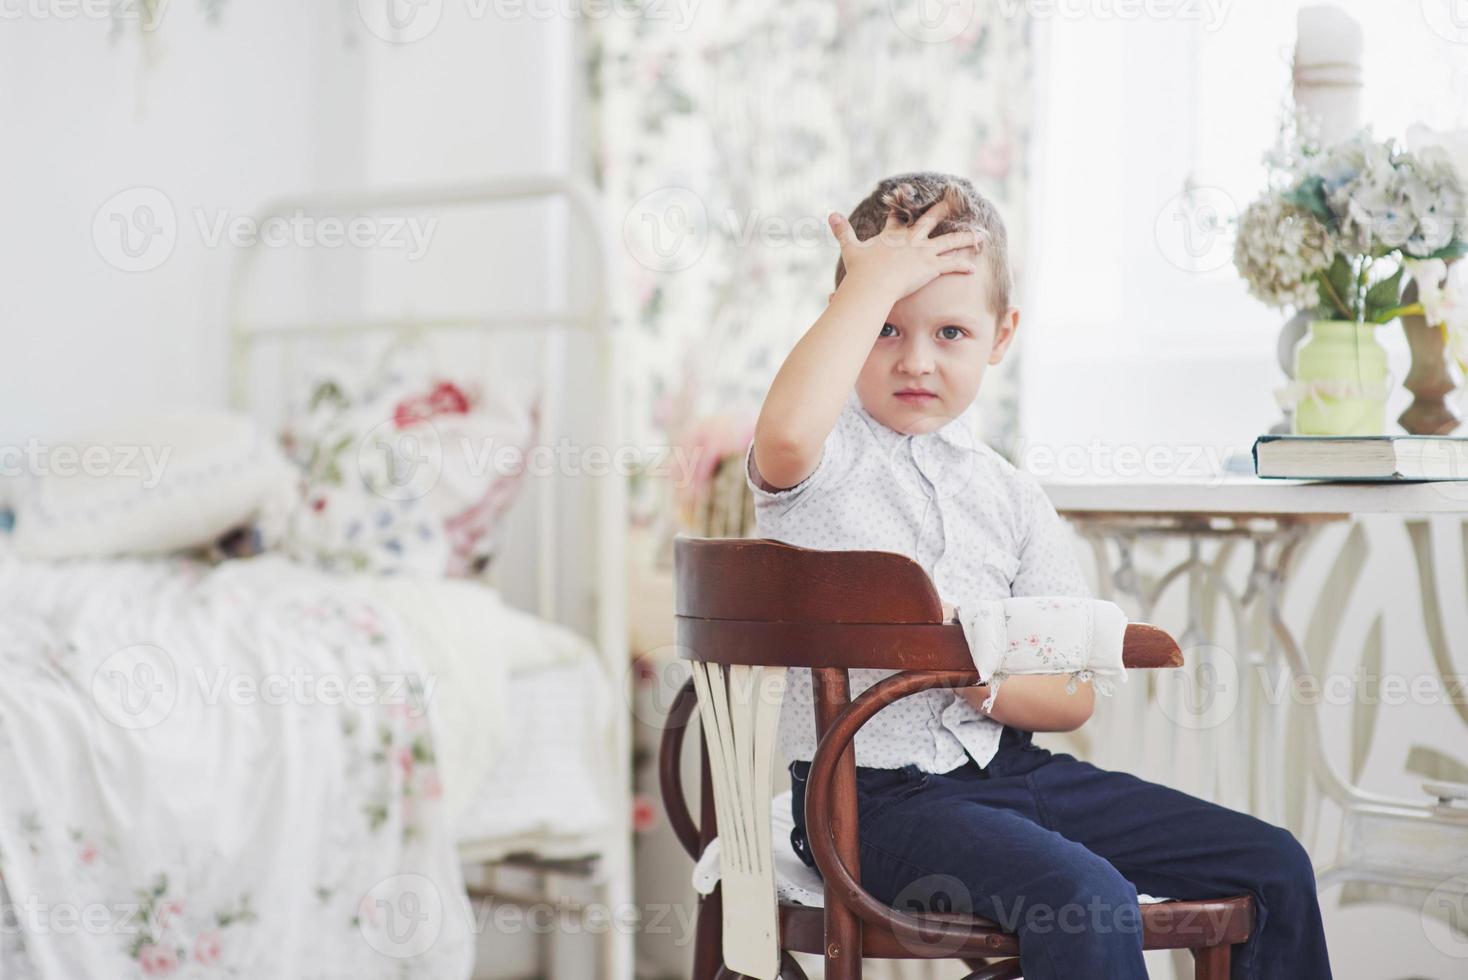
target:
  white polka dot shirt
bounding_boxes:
[745,389,1092,773]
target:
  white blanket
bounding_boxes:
[954,596,1129,712]
[0,553,486,979]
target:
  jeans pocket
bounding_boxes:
[858,766,931,824]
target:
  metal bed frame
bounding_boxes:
[226,175,632,979]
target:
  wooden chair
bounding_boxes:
[660,536,1255,980]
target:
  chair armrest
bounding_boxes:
[658,677,705,861]
[804,670,1002,951]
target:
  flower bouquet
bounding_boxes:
[1234,126,1468,435]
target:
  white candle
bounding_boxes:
[1293,5,1364,146]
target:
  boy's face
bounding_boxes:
[850,248,1020,435]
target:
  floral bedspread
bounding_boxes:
[0,554,475,979]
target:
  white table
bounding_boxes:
[1041,476,1468,913]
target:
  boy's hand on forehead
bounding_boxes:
[828,197,981,307]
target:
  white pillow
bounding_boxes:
[9,411,293,560]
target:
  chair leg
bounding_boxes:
[692,890,723,980]
[1192,943,1230,980]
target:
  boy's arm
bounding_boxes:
[953,479,1097,731]
[752,204,979,489]
[960,676,1094,732]
[939,603,1091,731]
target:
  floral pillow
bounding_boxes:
[274,347,539,578]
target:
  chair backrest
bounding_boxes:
[672,535,972,980]
[670,535,1183,980]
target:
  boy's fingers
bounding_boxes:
[828,211,857,247]
[911,197,953,238]
[931,228,981,254]
[938,255,978,275]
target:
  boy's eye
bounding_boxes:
[879,323,897,338]
[939,326,965,340]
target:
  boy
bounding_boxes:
[745,172,1331,979]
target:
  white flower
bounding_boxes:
[1307,132,1467,258]
[1407,123,1468,190]
[1405,257,1468,371]
[1233,197,1335,311]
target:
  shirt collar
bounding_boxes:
[847,389,984,452]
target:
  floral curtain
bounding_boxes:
[587,1,1035,522]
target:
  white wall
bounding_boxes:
[0,3,367,445]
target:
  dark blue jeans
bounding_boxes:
[788,726,1331,980]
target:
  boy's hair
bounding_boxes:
[834,172,1012,318]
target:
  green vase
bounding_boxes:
[1291,320,1390,436]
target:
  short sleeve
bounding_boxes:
[1009,476,1091,599]
[744,414,850,517]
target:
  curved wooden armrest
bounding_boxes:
[804,670,1001,949]
[659,677,705,861]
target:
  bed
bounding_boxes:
[0,178,631,979]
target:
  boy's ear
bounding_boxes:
[988,307,1021,365]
